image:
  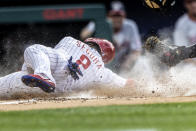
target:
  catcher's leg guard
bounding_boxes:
[185,44,196,59]
[144,36,195,66]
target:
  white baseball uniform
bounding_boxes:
[174,14,196,46]
[0,36,126,96]
[111,19,142,69]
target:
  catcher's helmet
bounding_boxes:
[84,38,115,63]
[143,0,176,13]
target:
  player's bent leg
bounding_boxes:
[21,74,55,93]
[23,44,56,84]
[23,44,57,93]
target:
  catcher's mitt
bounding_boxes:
[144,36,170,54]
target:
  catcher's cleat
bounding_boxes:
[144,36,196,67]
[21,74,55,93]
[144,36,159,52]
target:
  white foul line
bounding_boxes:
[0,99,37,105]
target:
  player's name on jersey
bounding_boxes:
[76,41,103,69]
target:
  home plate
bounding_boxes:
[0,99,37,105]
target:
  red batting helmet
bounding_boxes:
[84,38,115,63]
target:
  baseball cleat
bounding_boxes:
[21,74,55,93]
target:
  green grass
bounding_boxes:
[1,102,196,131]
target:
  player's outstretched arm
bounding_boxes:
[102,68,135,88]
[144,36,196,67]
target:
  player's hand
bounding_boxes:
[125,79,135,88]
[67,56,83,80]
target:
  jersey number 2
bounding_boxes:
[76,55,91,69]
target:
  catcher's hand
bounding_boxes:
[67,56,83,80]
[144,36,184,67]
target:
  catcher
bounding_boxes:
[144,36,196,67]
[0,36,134,97]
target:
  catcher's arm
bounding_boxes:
[144,36,196,67]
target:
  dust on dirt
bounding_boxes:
[1,44,196,111]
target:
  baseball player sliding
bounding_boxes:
[0,36,134,96]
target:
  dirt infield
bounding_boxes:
[1,96,196,111]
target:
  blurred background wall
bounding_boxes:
[0,0,185,35]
